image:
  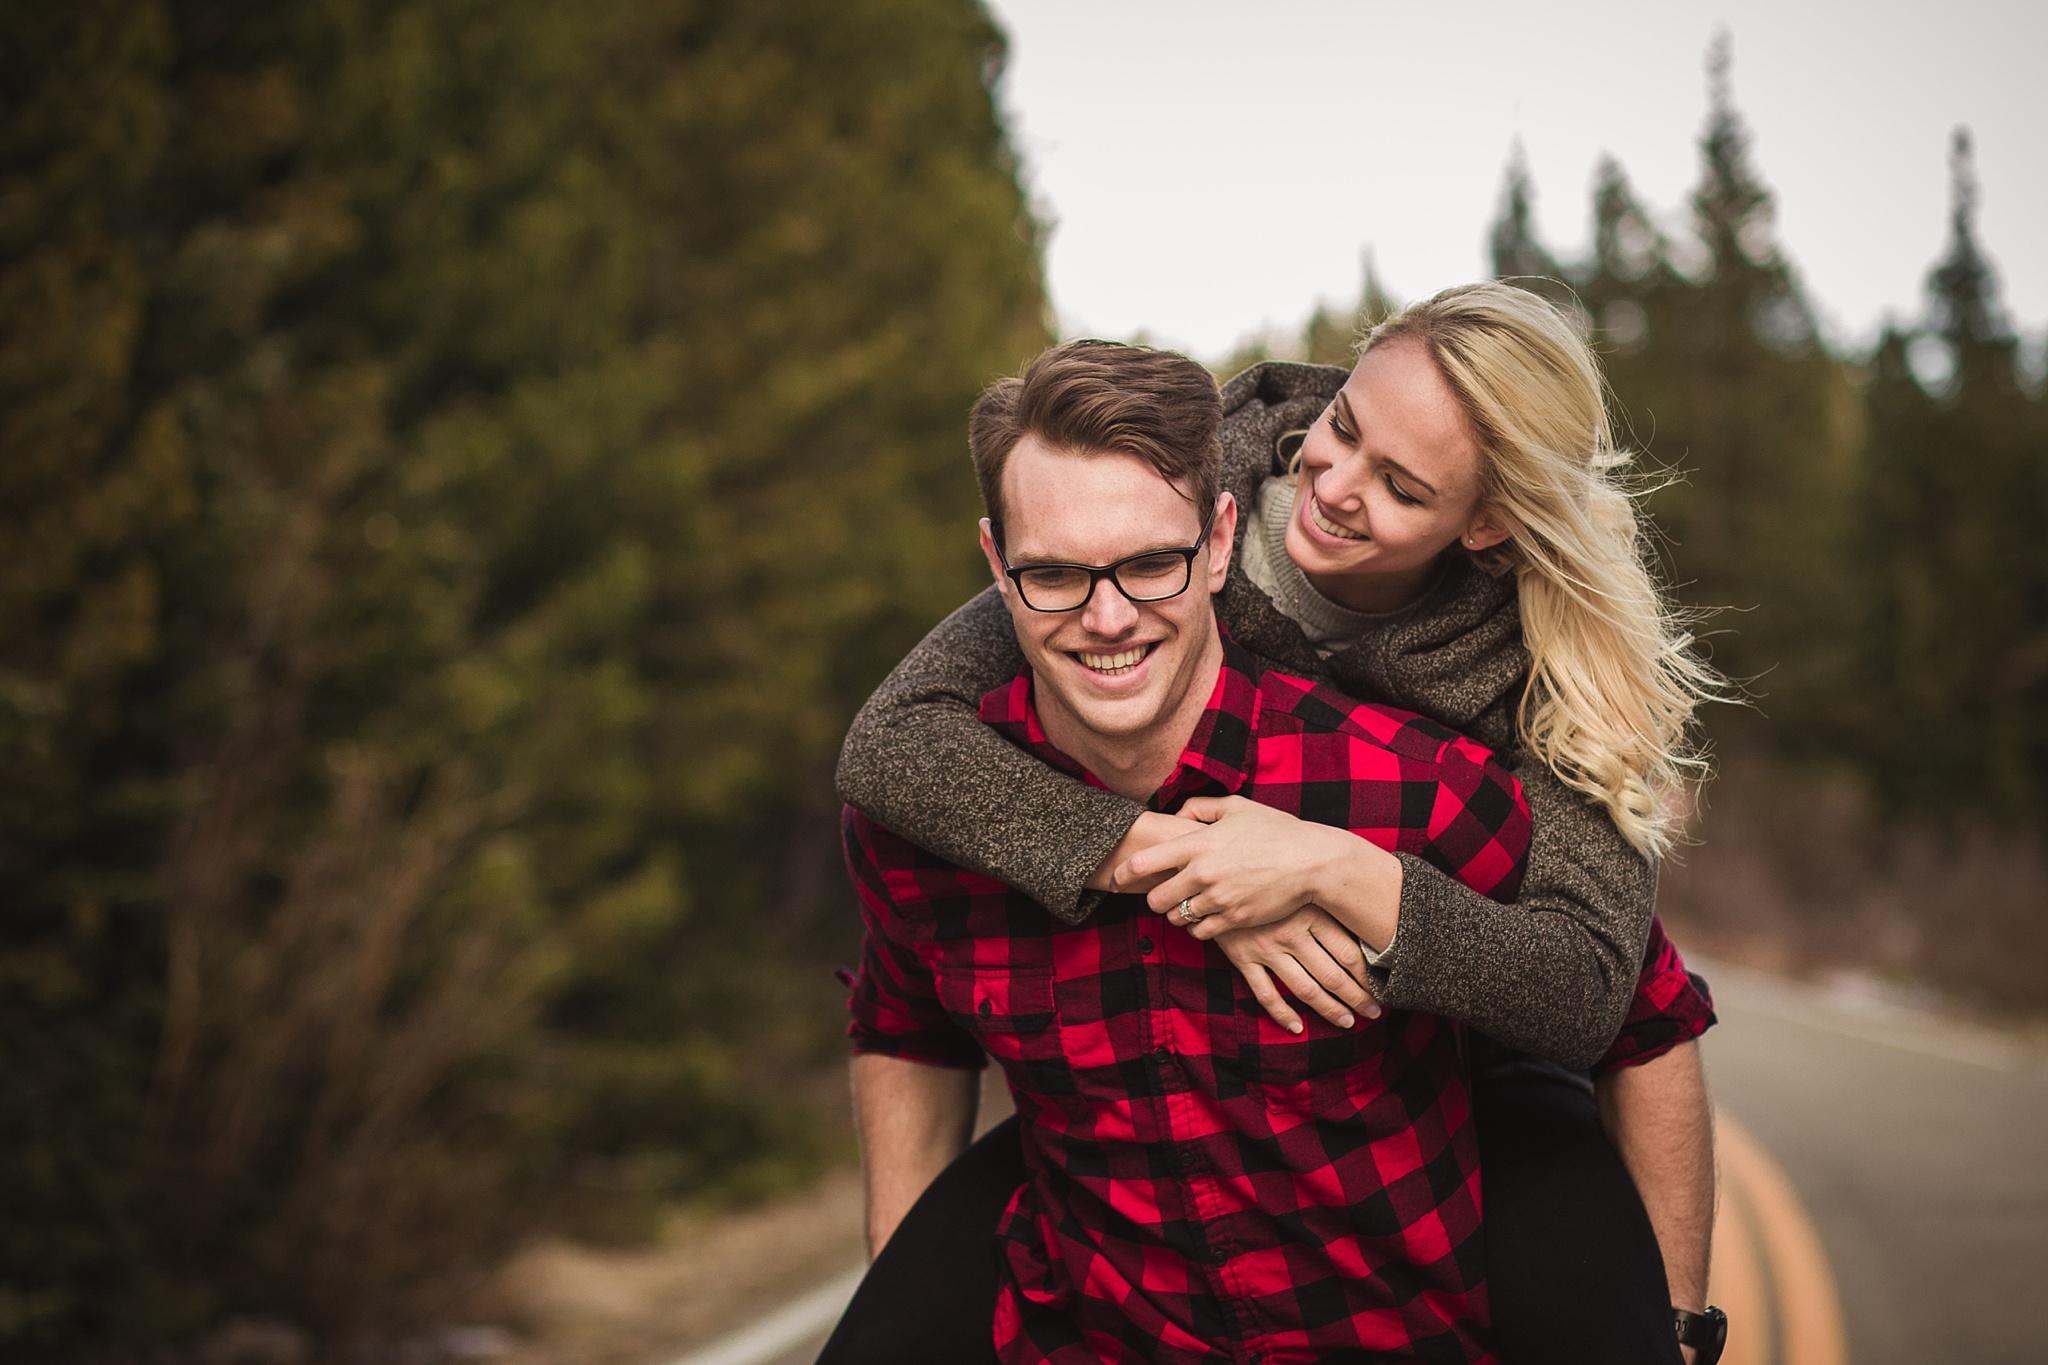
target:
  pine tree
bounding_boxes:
[1303,253,1399,365]
[1578,155,1680,361]
[1859,129,2048,819]
[1487,141,1573,311]
[1215,252,1395,377]
[1593,38,1863,742]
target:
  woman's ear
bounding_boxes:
[1460,507,1515,554]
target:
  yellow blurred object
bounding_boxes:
[1709,1111,1849,1365]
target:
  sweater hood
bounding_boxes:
[1211,361,1529,753]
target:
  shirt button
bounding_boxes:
[1137,935,1153,955]
[1153,1044,1168,1058]
[978,999,992,1018]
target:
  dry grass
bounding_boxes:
[1660,756,2048,1017]
[476,1169,865,1365]
[469,1068,1014,1365]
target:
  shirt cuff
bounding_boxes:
[1356,927,1395,969]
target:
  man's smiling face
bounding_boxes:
[981,435,1236,764]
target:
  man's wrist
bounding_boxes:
[1673,1305,1727,1365]
[1090,810,1183,891]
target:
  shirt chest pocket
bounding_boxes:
[934,966,1062,1067]
[1233,975,1380,1110]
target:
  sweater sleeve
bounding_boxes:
[1370,744,1656,1072]
[833,585,1143,924]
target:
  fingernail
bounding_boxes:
[1337,1013,1355,1029]
[1364,1004,1381,1019]
[1287,1020,1303,1035]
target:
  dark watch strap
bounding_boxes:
[1674,1305,1729,1365]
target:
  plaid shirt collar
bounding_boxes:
[977,629,1265,810]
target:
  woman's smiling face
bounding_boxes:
[1284,335,1511,612]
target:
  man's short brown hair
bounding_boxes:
[969,340,1222,545]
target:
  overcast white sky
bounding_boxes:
[980,0,2047,359]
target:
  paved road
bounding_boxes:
[1701,959,2048,1365]
[677,961,2048,1365]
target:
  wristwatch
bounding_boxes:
[1674,1305,1728,1365]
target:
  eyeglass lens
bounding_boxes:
[1014,551,1191,611]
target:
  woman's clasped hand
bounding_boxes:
[1111,795,1396,1033]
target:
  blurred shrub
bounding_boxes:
[1659,757,2048,1017]
[0,0,1045,1352]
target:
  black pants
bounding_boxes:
[1475,1072,1682,1365]
[818,1071,1681,1365]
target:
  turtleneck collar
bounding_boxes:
[1237,475,1423,654]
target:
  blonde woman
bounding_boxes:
[830,284,1724,1365]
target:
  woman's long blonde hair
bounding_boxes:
[1363,282,1717,857]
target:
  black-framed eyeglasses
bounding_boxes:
[994,503,1219,613]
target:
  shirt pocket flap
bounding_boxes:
[935,966,1056,1034]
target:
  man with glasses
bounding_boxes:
[834,339,1544,1364]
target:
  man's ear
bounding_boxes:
[1461,505,1515,554]
[979,518,1012,596]
[1204,493,1238,592]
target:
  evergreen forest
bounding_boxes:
[3,0,1044,1353]
[2,7,2043,1359]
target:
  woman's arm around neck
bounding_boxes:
[835,586,1142,923]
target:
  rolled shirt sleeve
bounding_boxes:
[1594,915,1717,1074]
[842,807,988,1070]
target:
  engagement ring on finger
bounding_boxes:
[1178,898,1196,925]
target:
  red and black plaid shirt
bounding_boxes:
[1599,915,1716,1073]
[848,636,1534,1364]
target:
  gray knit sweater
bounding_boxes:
[835,362,1654,1071]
